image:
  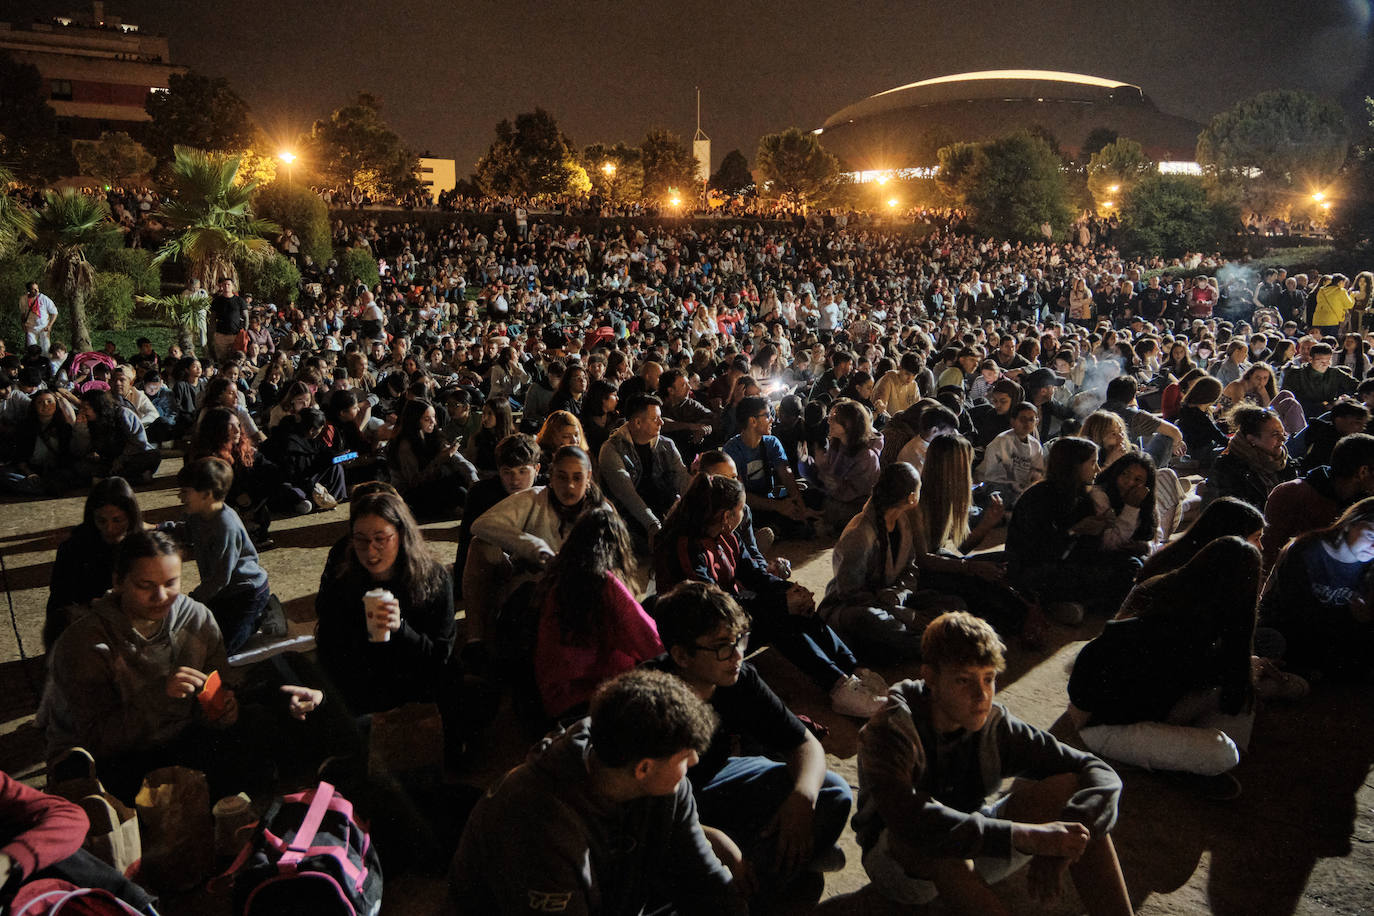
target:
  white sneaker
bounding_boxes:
[854,667,889,698]
[830,675,886,718]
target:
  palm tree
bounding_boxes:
[31,190,121,353]
[148,146,279,351]
[0,165,36,257]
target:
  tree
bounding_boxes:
[0,165,34,258]
[0,52,75,182]
[475,108,587,197]
[1086,138,1153,210]
[1197,89,1349,194]
[145,147,278,349]
[302,93,420,197]
[31,190,122,352]
[1331,97,1374,251]
[640,128,698,201]
[72,131,156,184]
[1120,174,1240,257]
[755,128,841,207]
[581,142,644,203]
[942,131,1073,240]
[709,149,753,195]
[936,142,985,200]
[254,180,332,265]
[1080,127,1120,161]
[144,71,255,165]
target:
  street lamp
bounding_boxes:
[1312,191,1326,203]
[1108,184,1120,194]
[279,150,296,184]
[601,161,616,176]
[887,198,899,209]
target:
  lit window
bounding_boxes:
[51,80,73,101]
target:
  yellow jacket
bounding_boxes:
[1313,285,1354,327]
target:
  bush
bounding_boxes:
[254,181,333,265]
[239,251,301,306]
[97,246,161,296]
[86,271,137,330]
[1120,174,1240,258]
[336,245,380,288]
[0,253,47,349]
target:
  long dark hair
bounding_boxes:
[1138,496,1262,580]
[343,490,448,604]
[191,405,256,467]
[390,397,444,468]
[1044,436,1097,494]
[81,476,143,532]
[537,506,634,646]
[659,473,745,545]
[1096,451,1157,543]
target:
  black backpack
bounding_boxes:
[225,782,382,916]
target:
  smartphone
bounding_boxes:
[332,451,359,465]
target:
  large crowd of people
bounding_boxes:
[2,202,1371,915]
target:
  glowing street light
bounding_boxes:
[670,195,681,207]
[887,198,899,209]
[1312,191,1326,203]
[601,161,616,176]
[1321,201,1332,211]
[279,150,297,184]
[1103,201,1115,209]
[876,173,889,185]
[1108,184,1120,194]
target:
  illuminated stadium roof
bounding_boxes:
[817,70,1200,170]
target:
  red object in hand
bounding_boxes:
[198,670,229,719]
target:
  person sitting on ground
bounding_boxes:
[39,531,319,803]
[465,446,607,662]
[1087,451,1159,556]
[454,432,540,604]
[1137,496,1264,581]
[1207,405,1299,510]
[387,397,477,520]
[819,462,938,661]
[314,489,462,761]
[723,395,818,540]
[805,398,884,534]
[1102,375,1184,470]
[1175,375,1229,465]
[534,507,663,720]
[463,397,516,478]
[1006,437,1143,623]
[598,394,691,552]
[1068,537,1264,801]
[645,581,853,899]
[970,378,1022,450]
[1260,424,1374,566]
[654,472,887,718]
[1281,342,1354,420]
[1259,496,1374,681]
[975,402,1045,508]
[1292,399,1370,473]
[72,388,161,484]
[873,352,924,418]
[45,477,144,650]
[534,409,589,471]
[448,669,747,916]
[261,407,349,513]
[895,404,957,475]
[854,611,1131,915]
[169,458,271,654]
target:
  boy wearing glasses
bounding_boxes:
[644,582,853,899]
[724,395,818,538]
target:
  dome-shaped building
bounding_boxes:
[815,70,1203,174]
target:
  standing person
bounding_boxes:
[448,669,747,916]
[20,282,58,354]
[854,612,1131,915]
[210,278,248,363]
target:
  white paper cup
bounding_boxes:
[364,588,394,642]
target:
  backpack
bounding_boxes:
[223,782,382,916]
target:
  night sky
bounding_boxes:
[15,0,1374,175]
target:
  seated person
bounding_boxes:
[805,398,884,535]
[818,462,931,661]
[975,402,1045,507]
[1281,342,1354,420]
[1261,433,1374,571]
[72,388,161,484]
[1207,405,1299,510]
[1138,497,1264,581]
[386,398,477,521]
[0,771,156,913]
[261,407,349,512]
[1103,375,1184,469]
[171,458,271,654]
[895,404,958,475]
[315,490,461,760]
[1068,538,1262,799]
[1175,376,1229,464]
[655,473,887,717]
[448,669,747,916]
[970,379,1021,449]
[599,394,691,551]
[1087,452,1159,555]
[46,477,143,650]
[453,432,540,603]
[465,446,607,659]
[39,531,317,803]
[1006,437,1143,623]
[1292,400,1370,473]
[1259,496,1374,681]
[723,395,818,540]
[646,582,853,895]
[534,508,663,720]
[854,612,1131,915]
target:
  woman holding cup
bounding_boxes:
[315,490,460,757]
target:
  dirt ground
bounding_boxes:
[1,459,1371,915]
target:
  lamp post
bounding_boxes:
[279,150,296,184]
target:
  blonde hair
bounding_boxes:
[917,435,975,551]
[537,410,589,453]
[1081,410,1129,452]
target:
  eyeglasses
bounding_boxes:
[351,531,397,551]
[692,631,750,661]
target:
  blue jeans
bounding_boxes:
[695,755,852,879]
[207,581,271,655]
